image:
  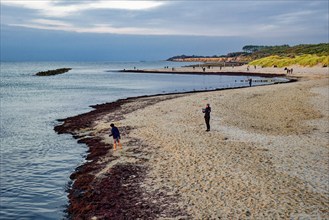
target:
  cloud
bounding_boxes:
[271,10,315,25]
[11,19,171,35]
[30,19,72,28]
[8,18,243,36]
[1,0,328,39]
[1,0,165,17]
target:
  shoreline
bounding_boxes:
[119,64,328,78]
[55,76,291,219]
[55,67,328,219]
[118,69,287,78]
[55,93,191,219]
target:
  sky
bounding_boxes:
[1,0,328,61]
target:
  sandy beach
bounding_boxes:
[124,64,327,78]
[55,65,329,219]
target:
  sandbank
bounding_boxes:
[55,66,329,219]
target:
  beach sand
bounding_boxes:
[129,64,327,77]
[55,66,329,219]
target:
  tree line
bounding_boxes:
[167,43,328,61]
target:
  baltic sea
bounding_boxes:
[0,61,281,219]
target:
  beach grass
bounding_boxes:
[249,54,329,67]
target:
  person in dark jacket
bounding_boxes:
[248,78,252,87]
[109,123,122,151]
[203,104,211,131]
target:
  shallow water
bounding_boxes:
[0,61,285,219]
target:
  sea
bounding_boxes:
[0,61,286,219]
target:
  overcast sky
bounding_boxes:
[1,0,328,61]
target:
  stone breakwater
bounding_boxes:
[35,68,72,76]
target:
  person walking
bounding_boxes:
[203,104,211,131]
[109,123,122,151]
[248,78,252,87]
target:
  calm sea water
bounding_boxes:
[0,61,285,219]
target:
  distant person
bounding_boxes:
[248,78,252,87]
[109,123,122,151]
[285,68,293,74]
[202,104,211,131]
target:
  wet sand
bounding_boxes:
[55,66,329,219]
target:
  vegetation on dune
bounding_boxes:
[167,54,226,61]
[168,43,329,67]
[246,43,329,67]
[244,43,329,60]
[249,54,329,67]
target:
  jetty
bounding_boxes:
[35,68,72,76]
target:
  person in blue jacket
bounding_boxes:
[109,123,122,151]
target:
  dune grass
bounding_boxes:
[249,54,329,67]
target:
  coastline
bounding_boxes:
[55,93,191,219]
[119,69,287,78]
[55,66,329,219]
[120,64,327,78]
